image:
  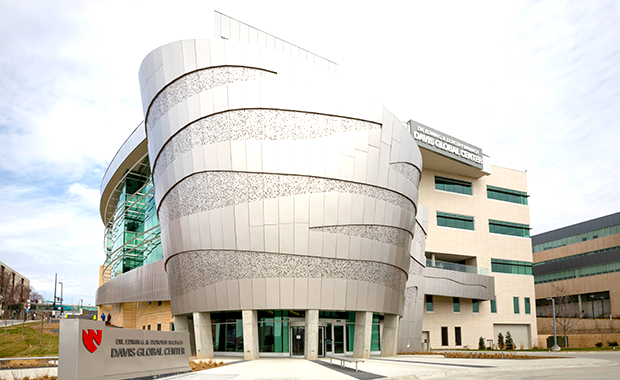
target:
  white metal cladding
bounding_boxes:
[139,39,424,317]
[96,260,170,305]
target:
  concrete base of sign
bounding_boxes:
[59,319,190,380]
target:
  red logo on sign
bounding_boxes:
[82,329,102,353]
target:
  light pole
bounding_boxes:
[546,297,560,351]
[59,282,63,317]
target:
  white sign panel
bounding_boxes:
[410,121,484,169]
[59,319,190,380]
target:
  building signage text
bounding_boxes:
[412,124,483,168]
[111,339,186,358]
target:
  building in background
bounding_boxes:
[0,261,30,319]
[410,122,537,350]
[533,212,620,319]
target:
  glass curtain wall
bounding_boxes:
[104,157,162,278]
[210,310,383,355]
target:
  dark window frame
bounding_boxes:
[435,176,473,196]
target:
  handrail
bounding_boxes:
[426,259,488,275]
[0,356,58,369]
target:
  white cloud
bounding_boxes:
[68,183,102,212]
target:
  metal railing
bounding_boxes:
[426,259,488,275]
[0,356,58,369]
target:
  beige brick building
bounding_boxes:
[533,212,620,321]
[411,121,538,350]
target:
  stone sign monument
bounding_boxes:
[59,319,190,380]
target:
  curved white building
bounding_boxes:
[97,22,425,359]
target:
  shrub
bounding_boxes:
[497,333,505,350]
[608,341,618,347]
[479,336,486,350]
[505,331,514,350]
[595,342,603,347]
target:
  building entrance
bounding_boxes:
[323,322,347,355]
[289,321,348,357]
[318,326,325,357]
[290,326,305,357]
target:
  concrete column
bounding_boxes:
[193,312,214,359]
[578,296,583,318]
[242,310,259,360]
[173,315,189,333]
[381,314,399,357]
[305,310,319,360]
[431,253,436,266]
[353,311,373,358]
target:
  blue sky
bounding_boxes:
[0,0,619,305]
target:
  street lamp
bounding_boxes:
[59,282,63,317]
[546,297,560,351]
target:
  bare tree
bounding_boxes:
[546,283,581,347]
[30,287,44,306]
[0,274,22,333]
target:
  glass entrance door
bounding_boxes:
[333,324,345,354]
[290,326,305,356]
[318,326,325,357]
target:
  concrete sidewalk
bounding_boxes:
[170,354,615,380]
[0,353,614,380]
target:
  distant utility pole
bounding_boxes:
[52,273,57,311]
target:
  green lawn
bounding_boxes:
[0,323,59,358]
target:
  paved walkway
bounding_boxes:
[2,352,618,379]
[169,353,618,380]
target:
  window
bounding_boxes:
[489,219,530,237]
[157,324,162,331]
[142,326,145,330]
[532,223,620,253]
[491,297,497,313]
[472,299,479,313]
[491,259,532,275]
[525,298,531,314]
[170,322,175,332]
[534,259,620,284]
[487,185,528,205]
[455,327,462,346]
[148,301,152,306]
[435,176,473,195]
[158,301,162,307]
[441,327,449,346]
[513,297,520,314]
[453,297,460,313]
[148,325,151,330]
[426,295,433,312]
[437,212,474,231]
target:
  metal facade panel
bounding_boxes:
[123,38,424,321]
